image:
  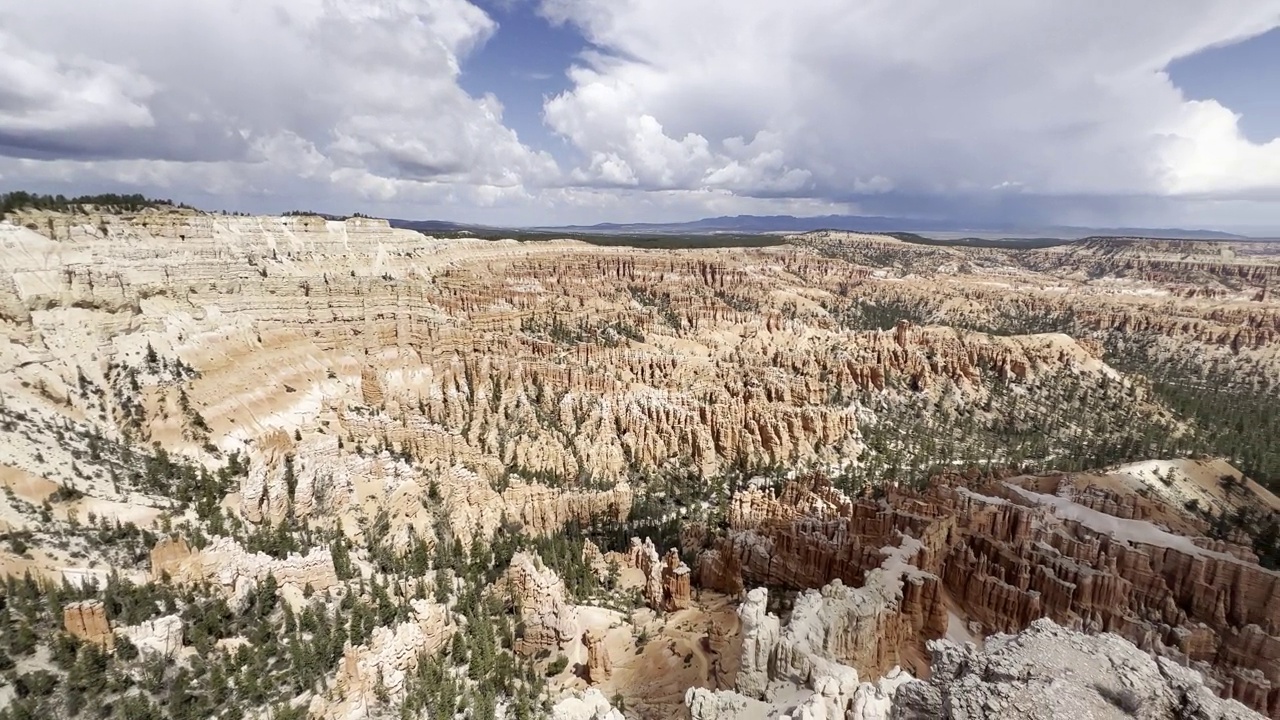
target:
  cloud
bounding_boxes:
[0,0,557,200]
[3,0,1280,227]
[540,0,1280,221]
[0,33,155,135]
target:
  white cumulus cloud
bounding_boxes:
[3,0,1280,227]
[0,0,556,205]
[540,0,1280,223]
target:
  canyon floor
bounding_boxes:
[0,205,1279,719]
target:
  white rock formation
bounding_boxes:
[890,618,1263,719]
[116,615,185,658]
[694,585,918,720]
[694,612,1257,719]
[686,687,762,720]
[737,587,781,699]
[551,689,626,720]
[504,551,579,656]
[793,670,866,720]
[317,600,455,720]
[849,668,914,720]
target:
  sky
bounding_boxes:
[2,1,1280,231]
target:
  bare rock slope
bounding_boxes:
[893,618,1261,719]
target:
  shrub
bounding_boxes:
[545,655,568,677]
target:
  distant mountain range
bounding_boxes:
[390,213,1251,241]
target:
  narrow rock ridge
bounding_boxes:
[149,535,340,609]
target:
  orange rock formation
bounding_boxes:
[583,629,612,683]
[64,600,113,648]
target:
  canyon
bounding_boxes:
[1,206,1279,719]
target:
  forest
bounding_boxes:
[0,192,191,215]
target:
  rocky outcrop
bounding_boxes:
[583,629,611,684]
[628,537,664,610]
[774,564,939,688]
[698,582,919,720]
[891,618,1262,719]
[789,668,861,720]
[318,600,455,720]
[661,549,692,612]
[701,479,948,679]
[850,668,915,720]
[503,551,579,656]
[149,536,195,580]
[624,538,692,612]
[697,616,1257,719]
[241,429,296,524]
[149,535,339,608]
[736,588,781,699]
[686,687,761,720]
[551,689,625,720]
[116,615,184,658]
[360,366,385,408]
[64,600,113,648]
[582,539,610,582]
[966,481,1280,716]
